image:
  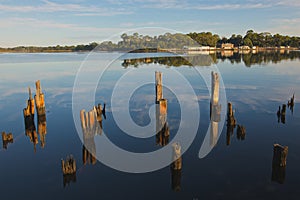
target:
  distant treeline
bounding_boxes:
[1,30,299,53]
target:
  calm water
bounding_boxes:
[0,52,300,200]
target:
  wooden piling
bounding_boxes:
[171,142,182,170]
[155,71,163,104]
[237,125,246,140]
[226,102,236,145]
[156,99,169,146]
[170,142,182,191]
[23,87,35,117]
[272,144,288,184]
[2,132,13,149]
[273,144,288,167]
[34,80,46,116]
[61,155,77,175]
[211,71,219,106]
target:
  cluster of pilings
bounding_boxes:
[23,81,47,152]
[155,71,181,191]
[2,132,13,149]
[277,94,295,124]
[80,103,105,165]
[155,72,170,146]
[61,155,77,187]
[226,102,246,145]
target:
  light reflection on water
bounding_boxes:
[0,52,299,199]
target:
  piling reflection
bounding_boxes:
[80,104,105,165]
[170,142,182,192]
[122,51,300,68]
[272,144,288,184]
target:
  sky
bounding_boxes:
[0,0,299,47]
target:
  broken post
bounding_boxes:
[226,102,236,145]
[80,104,105,165]
[23,87,38,152]
[210,72,221,147]
[211,71,220,107]
[2,132,13,149]
[272,144,288,184]
[236,125,246,140]
[156,99,169,146]
[281,104,286,124]
[155,71,163,104]
[23,87,35,119]
[61,155,77,175]
[34,80,46,116]
[61,155,77,187]
[170,142,182,191]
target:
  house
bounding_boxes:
[221,43,234,50]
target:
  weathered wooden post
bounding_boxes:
[80,104,105,165]
[170,142,182,191]
[34,80,46,116]
[23,87,38,152]
[281,104,286,124]
[236,125,246,140]
[2,132,14,149]
[272,144,288,184]
[211,71,219,107]
[23,87,35,119]
[61,155,77,174]
[61,155,77,187]
[156,99,169,146]
[226,102,236,145]
[155,71,163,104]
[210,71,221,147]
[288,94,295,114]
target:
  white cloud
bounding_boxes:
[0,0,132,16]
[0,17,124,33]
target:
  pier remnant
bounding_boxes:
[155,71,163,104]
[23,87,35,118]
[237,125,246,140]
[281,104,286,124]
[211,71,219,107]
[61,155,77,187]
[272,144,288,184]
[156,99,169,146]
[34,80,46,116]
[2,132,13,149]
[61,155,77,175]
[170,142,182,191]
[210,72,221,147]
[288,94,295,114]
[23,87,38,152]
[80,104,105,165]
[226,102,236,145]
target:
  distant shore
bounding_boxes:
[0,47,298,54]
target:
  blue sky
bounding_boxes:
[0,0,299,47]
